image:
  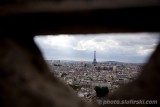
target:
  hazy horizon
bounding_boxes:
[34,33,159,63]
[44,59,145,64]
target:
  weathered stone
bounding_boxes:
[0,1,160,107]
[0,36,96,107]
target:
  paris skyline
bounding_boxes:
[34,33,159,63]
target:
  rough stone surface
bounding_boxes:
[0,0,160,16]
[0,0,160,107]
[0,36,96,107]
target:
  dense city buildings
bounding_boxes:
[45,50,143,104]
[46,58,143,104]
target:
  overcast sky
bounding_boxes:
[34,33,159,63]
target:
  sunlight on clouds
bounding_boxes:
[43,35,73,48]
[73,40,105,51]
[73,39,119,51]
[34,33,159,63]
[137,46,155,56]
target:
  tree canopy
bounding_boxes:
[94,86,109,98]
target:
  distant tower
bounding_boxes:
[92,51,97,66]
[80,59,84,67]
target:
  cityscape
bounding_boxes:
[34,34,158,105]
[45,51,143,105]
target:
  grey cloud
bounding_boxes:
[34,33,159,63]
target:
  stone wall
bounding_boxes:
[0,1,160,107]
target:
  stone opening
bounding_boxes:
[0,0,160,107]
[33,34,159,105]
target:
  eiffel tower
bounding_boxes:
[92,51,97,66]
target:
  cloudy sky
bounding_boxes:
[34,33,159,63]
